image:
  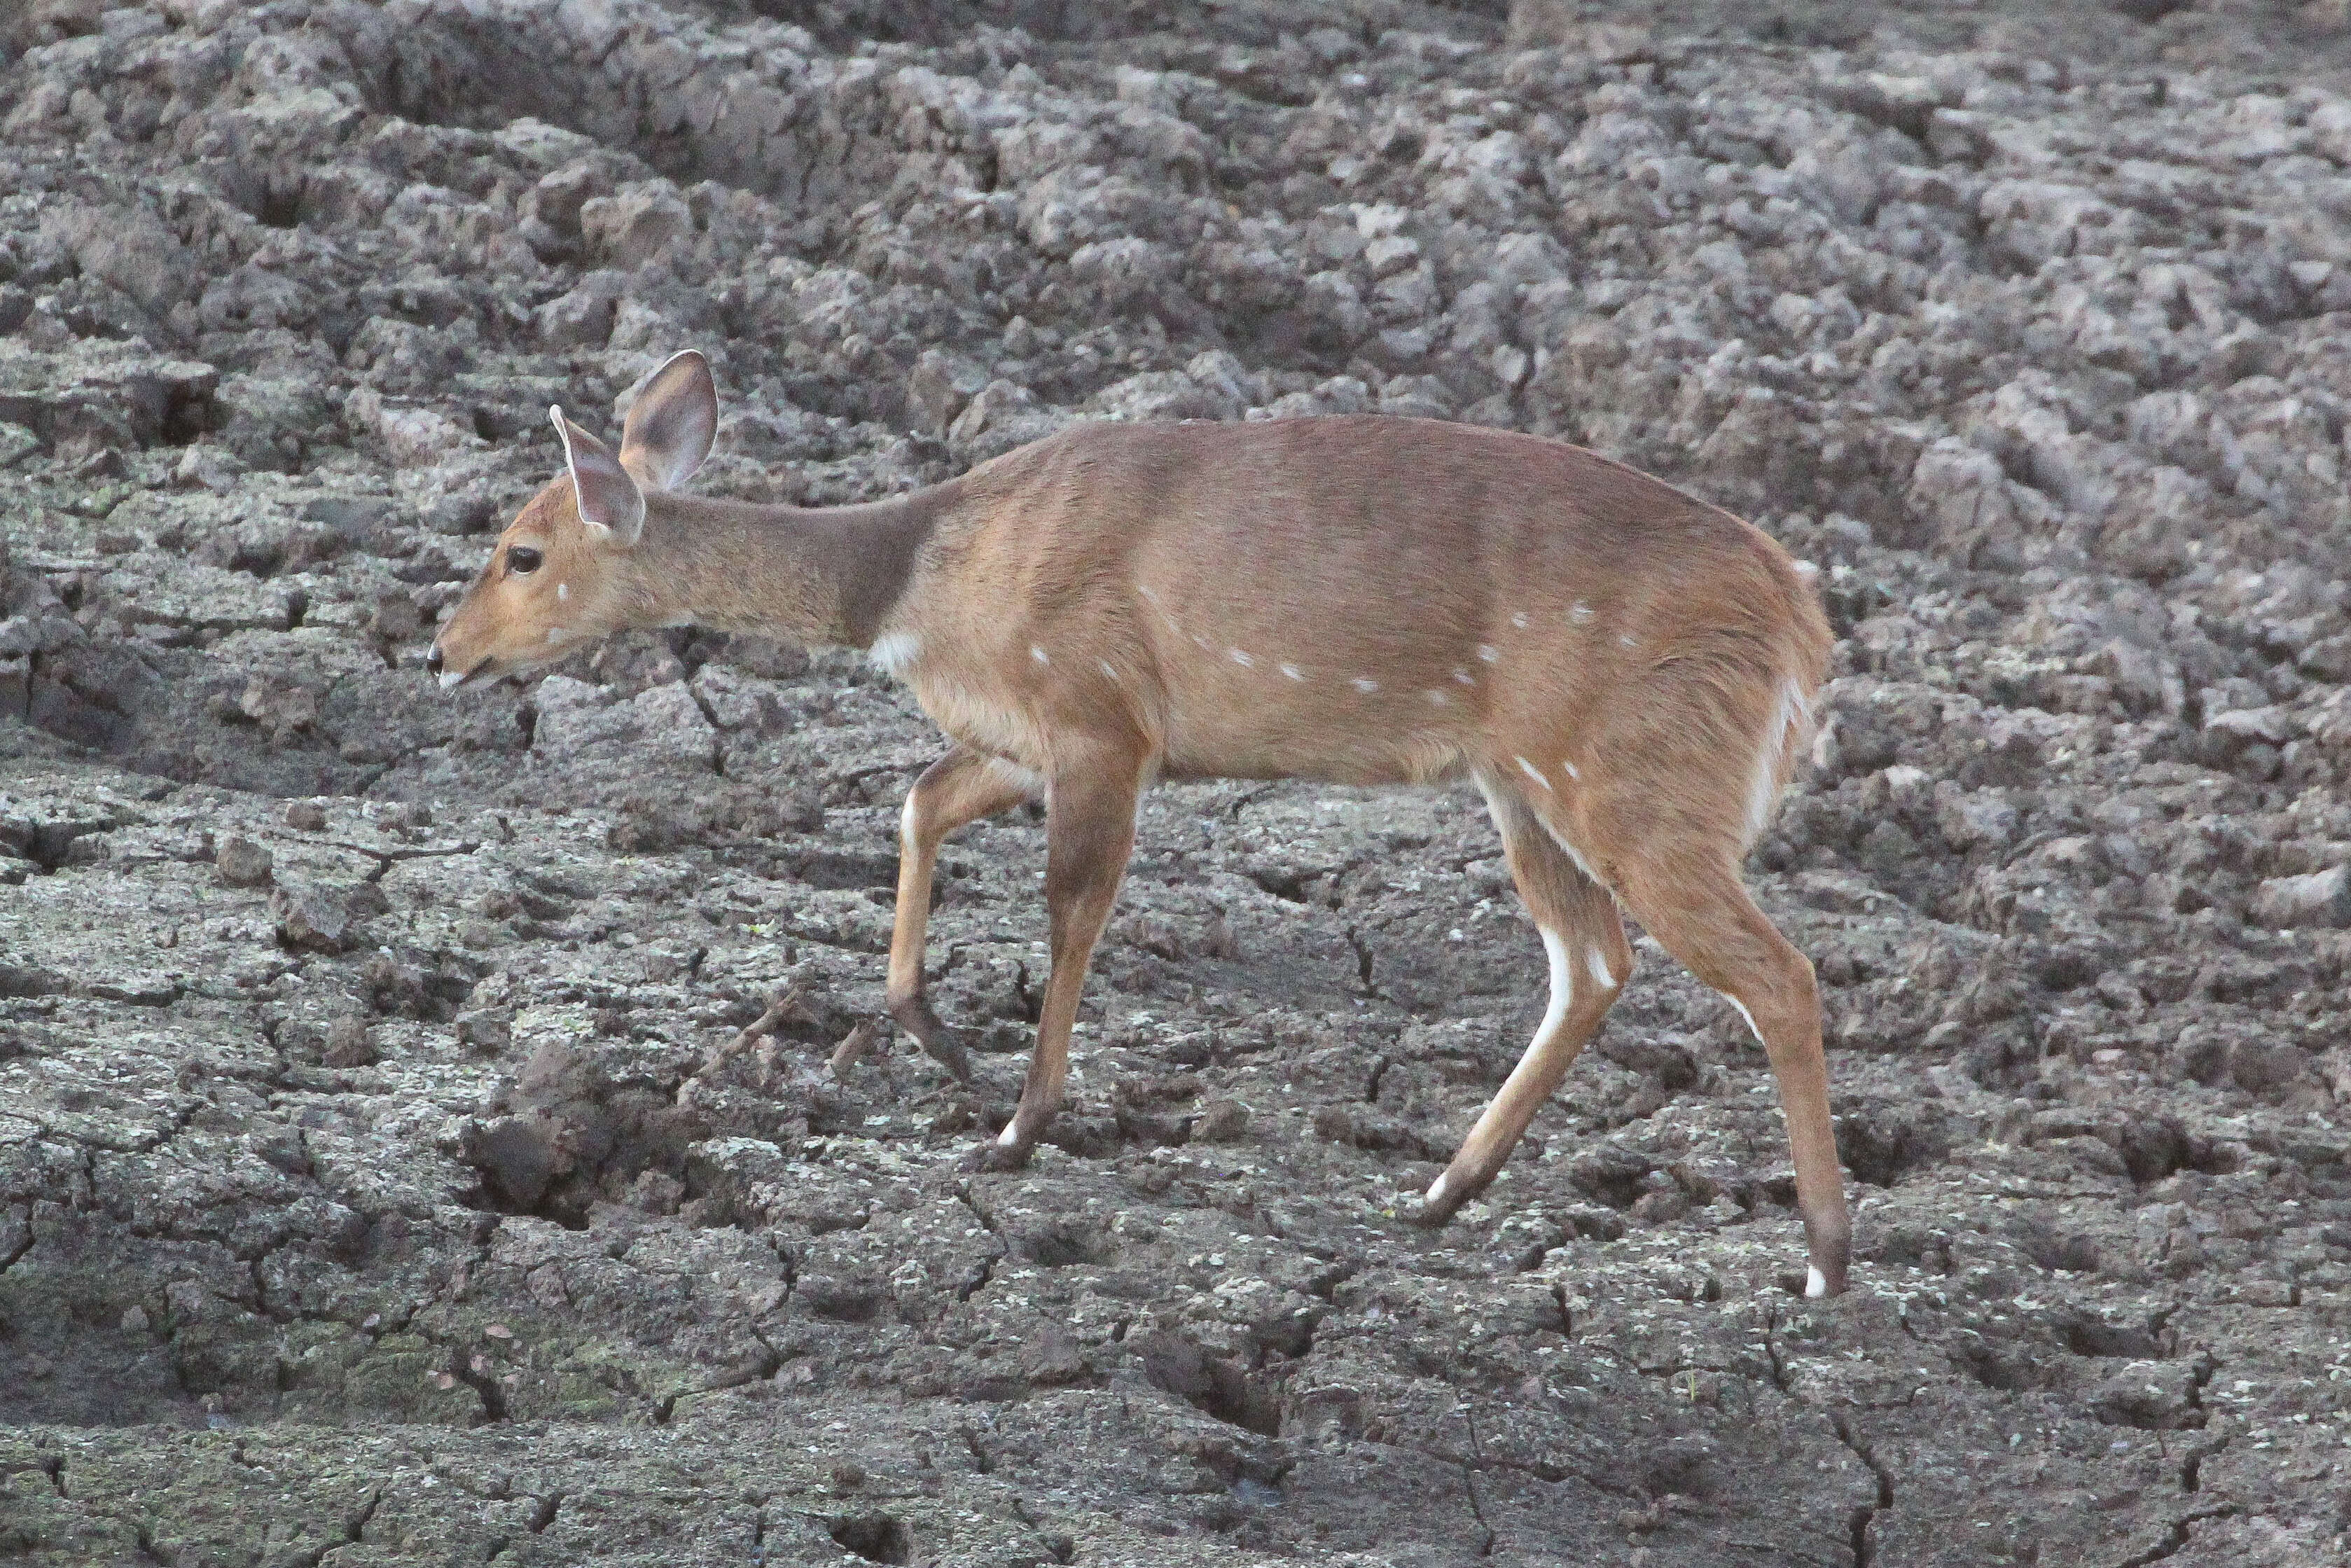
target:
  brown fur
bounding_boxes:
[432,368,1851,1293]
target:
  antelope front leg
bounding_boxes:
[887,749,1039,1083]
[969,740,1146,1171]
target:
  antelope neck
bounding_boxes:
[625,487,945,647]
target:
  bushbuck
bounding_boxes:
[429,349,1850,1296]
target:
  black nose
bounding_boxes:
[425,646,443,675]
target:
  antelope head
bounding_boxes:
[427,349,719,689]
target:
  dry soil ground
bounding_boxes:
[6,1,2351,1563]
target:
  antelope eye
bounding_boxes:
[505,546,543,575]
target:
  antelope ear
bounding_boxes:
[616,349,719,492]
[550,405,644,546]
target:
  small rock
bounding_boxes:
[455,1008,514,1055]
[831,1461,866,1491]
[284,800,326,831]
[2230,1039,2306,1096]
[2249,866,2351,929]
[240,676,319,738]
[323,1017,377,1068]
[1018,1323,1087,1387]
[270,882,358,953]
[120,1305,149,1335]
[214,833,273,888]
[1192,1099,1251,1144]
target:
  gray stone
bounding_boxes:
[214,833,273,887]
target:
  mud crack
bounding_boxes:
[2114,1504,2240,1567]
[1829,1410,1895,1568]
[1447,1382,1499,1557]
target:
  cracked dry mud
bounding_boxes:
[5,0,2351,1562]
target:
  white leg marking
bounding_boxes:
[1743,676,1805,846]
[997,1122,1021,1147]
[869,631,922,677]
[1805,1265,1829,1298]
[1586,946,1616,990]
[1515,755,1551,791]
[1352,677,1380,693]
[1425,1172,1450,1206]
[1534,927,1576,1047]
[1537,816,1600,882]
[900,786,921,847]
[1279,662,1303,681]
[1730,996,1763,1044]
[1459,928,1578,1160]
[437,668,464,691]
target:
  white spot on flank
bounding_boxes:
[1452,667,1476,685]
[1618,632,1637,648]
[1424,1172,1450,1207]
[1515,755,1551,790]
[1510,611,1530,630]
[1805,1266,1829,1298]
[1562,760,1581,779]
[1099,658,1119,680]
[1570,602,1594,623]
[1425,690,1449,706]
[1352,677,1380,693]
[1030,644,1050,665]
[555,582,569,602]
[868,631,922,677]
[545,627,566,643]
[1228,648,1254,667]
[437,668,464,692]
[1279,663,1303,681]
[1137,585,1158,602]
[1478,644,1499,663]
[1586,947,1616,990]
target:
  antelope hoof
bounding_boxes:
[922,1029,976,1086]
[959,1132,1034,1170]
[890,997,975,1085]
[1408,1168,1476,1228]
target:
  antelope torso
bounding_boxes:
[877,416,1790,791]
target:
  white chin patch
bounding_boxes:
[436,669,465,692]
[1805,1266,1829,1298]
[1424,1173,1450,1206]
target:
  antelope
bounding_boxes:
[428,349,1852,1296]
